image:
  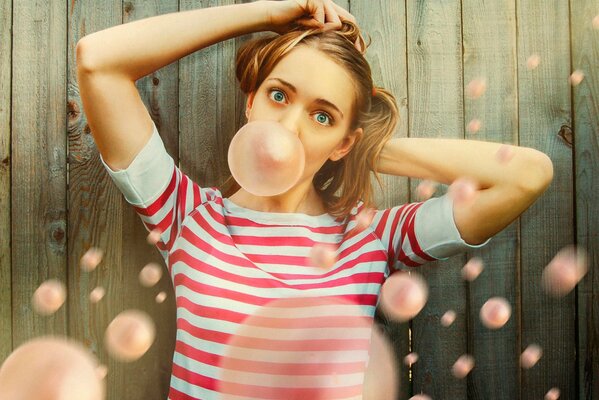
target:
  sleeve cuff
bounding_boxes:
[414,193,491,260]
[99,120,175,206]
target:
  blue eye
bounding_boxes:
[268,88,334,127]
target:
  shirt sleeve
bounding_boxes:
[99,120,218,258]
[370,193,491,272]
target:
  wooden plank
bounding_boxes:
[12,0,68,345]
[0,0,12,362]
[406,1,467,398]
[461,1,520,399]
[348,0,411,398]
[571,2,599,399]
[516,1,576,398]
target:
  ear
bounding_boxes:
[245,91,256,119]
[330,127,363,161]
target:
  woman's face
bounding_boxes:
[245,46,363,183]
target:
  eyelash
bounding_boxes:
[267,88,335,126]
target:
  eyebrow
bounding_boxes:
[265,78,344,119]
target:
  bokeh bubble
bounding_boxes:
[218,296,398,399]
[139,262,163,288]
[227,120,305,197]
[480,297,511,329]
[0,336,105,400]
[104,310,156,362]
[461,257,484,281]
[541,245,588,297]
[545,387,560,400]
[448,177,478,207]
[89,286,106,304]
[309,243,338,270]
[380,272,429,322]
[520,343,543,369]
[496,144,515,164]
[527,54,541,70]
[155,291,167,304]
[452,354,475,379]
[466,77,487,99]
[441,310,456,327]
[80,247,104,272]
[404,352,419,366]
[593,15,599,30]
[410,395,432,400]
[569,70,585,86]
[96,365,108,380]
[32,279,66,316]
[467,118,482,134]
[146,229,162,245]
[416,180,437,201]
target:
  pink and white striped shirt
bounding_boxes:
[100,121,489,400]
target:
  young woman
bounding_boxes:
[76,1,553,399]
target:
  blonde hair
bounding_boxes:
[220,21,399,219]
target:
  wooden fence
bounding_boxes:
[1,0,597,399]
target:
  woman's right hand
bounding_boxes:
[264,0,361,49]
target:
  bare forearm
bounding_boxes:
[76,1,270,80]
[376,137,554,191]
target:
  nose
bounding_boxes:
[278,105,302,137]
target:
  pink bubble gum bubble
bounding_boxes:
[480,297,512,329]
[496,144,515,164]
[541,245,588,297]
[0,336,105,400]
[448,177,478,206]
[416,180,437,201]
[410,395,432,400]
[155,291,167,303]
[569,70,585,86]
[309,243,338,269]
[146,229,162,245]
[545,387,561,400]
[80,247,104,272]
[452,354,475,379]
[218,296,398,400]
[380,272,429,322]
[527,54,541,70]
[404,352,419,366]
[441,310,457,327]
[32,279,66,316]
[466,77,487,99]
[139,262,163,288]
[89,286,106,304]
[227,120,306,197]
[462,257,484,281]
[520,343,543,369]
[467,118,482,134]
[104,310,156,362]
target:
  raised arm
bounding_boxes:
[376,138,554,245]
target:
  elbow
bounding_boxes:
[76,37,96,74]
[519,150,554,194]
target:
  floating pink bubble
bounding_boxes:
[593,15,599,30]
[461,257,484,281]
[155,291,167,303]
[380,272,429,322]
[441,310,457,327]
[545,387,560,400]
[410,395,432,400]
[404,352,419,366]
[139,262,163,287]
[80,247,104,272]
[542,245,588,297]
[496,144,515,164]
[89,286,106,304]
[146,229,162,245]
[0,336,105,400]
[569,70,585,86]
[96,364,108,380]
[416,180,437,201]
[448,177,478,206]
[227,120,306,197]
[467,118,482,134]
[480,297,511,329]
[355,207,376,232]
[520,343,543,369]
[527,54,541,70]
[32,279,66,316]
[466,77,487,99]
[309,242,338,269]
[104,310,156,362]
[218,296,398,399]
[452,354,475,379]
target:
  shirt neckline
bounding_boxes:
[222,197,336,224]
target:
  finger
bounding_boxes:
[322,0,342,31]
[330,2,358,25]
[311,0,326,25]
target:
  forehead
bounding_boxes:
[265,46,355,115]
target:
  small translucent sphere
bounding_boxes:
[467,118,482,134]
[139,262,163,288]
[448,177,478,206]
[527,54,541,70]
[410,395,432,400]
[104,310,156,362]
[146,229,162,245]
[466,77,487,99]
[96,364,108,380]
[461,257,484,281]
[593,15,599,30]
[542,245,588,297]
[32,279,66,316]
[309,243,338,270]
[380,272,429,322]
[545,387,560,400]
[441,310,457,327]
[80,247,104,272]
[569,70,585,86]
[452,354,475,379]
[89,286,106,304]
[155,291,167,304]
[480,297,512,329]
[520,344,543,369]
[416,180,437,201]
[496,144,515,164]
[404,352,419,366]
[227,120,305,196]
[0,336,104,400]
